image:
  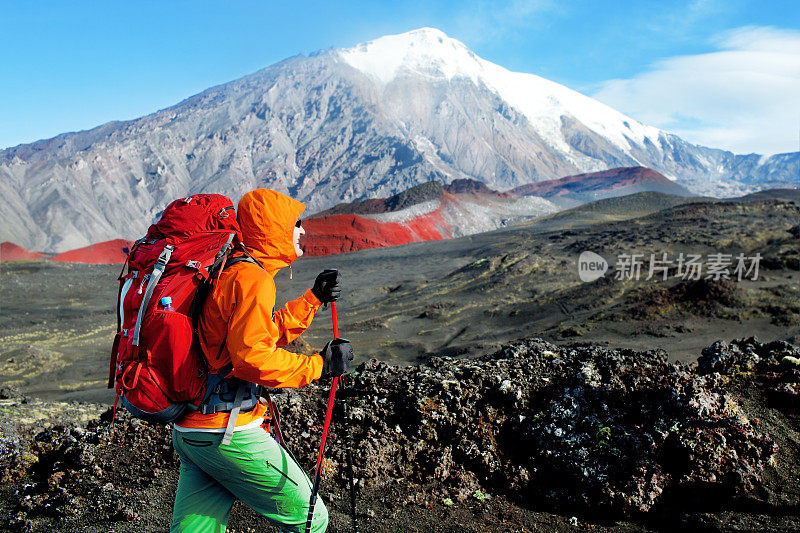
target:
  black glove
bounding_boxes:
[312,268,341,303]
[320,338,354,377]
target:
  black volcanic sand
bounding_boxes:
[3,195,799,407]
[2,337,800,532]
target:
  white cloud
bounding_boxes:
[592,26,800,155]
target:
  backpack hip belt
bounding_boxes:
[200,372,262,445]
[199,377,260,415]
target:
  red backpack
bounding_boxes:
[108,194,242,423]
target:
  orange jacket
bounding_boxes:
[176,189,324,430]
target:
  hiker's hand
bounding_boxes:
[320,338,353,377]
[312,269,341,303]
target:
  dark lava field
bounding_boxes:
[1,190,799,531]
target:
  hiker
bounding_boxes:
[170,188,354,533]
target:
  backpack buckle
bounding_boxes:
[186,260,210,280]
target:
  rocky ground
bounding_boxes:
[1,337,799,532]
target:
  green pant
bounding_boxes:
[171,427,328,533]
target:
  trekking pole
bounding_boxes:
[305,301,340,533]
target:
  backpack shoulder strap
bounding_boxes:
[224,255,262,269]
[230,243,265,270]
[190,246,264,344]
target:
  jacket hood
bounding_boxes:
[237,189,306,272]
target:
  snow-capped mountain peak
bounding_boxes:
[338,28,662,155]
[338,27,480,84]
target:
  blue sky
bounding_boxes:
[1,0,798,154]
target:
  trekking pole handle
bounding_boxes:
[320,268,339,313]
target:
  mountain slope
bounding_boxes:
[1,28,797,252]
[302,179,557,255]
[509,166,693,208]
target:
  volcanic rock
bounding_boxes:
[0,337,792,530]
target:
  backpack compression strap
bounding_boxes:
[132,245,174,347]
[221,384,246,446]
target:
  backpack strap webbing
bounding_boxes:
[132,244,174,346]
[221,383,246,446]
[208,233,236,279]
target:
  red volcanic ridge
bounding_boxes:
[509,167,691,199]
[302,210,450,256]
[49,239,133,264]
[301,180,501,256]
[0,242,46,261]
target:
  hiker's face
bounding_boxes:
[293,222,305,257]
